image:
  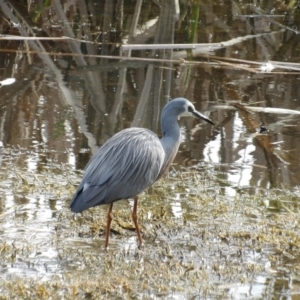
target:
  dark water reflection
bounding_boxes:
[0,0,300,298]
[0,1,299,193]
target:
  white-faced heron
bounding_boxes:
[70,97,214,248]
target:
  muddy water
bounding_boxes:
[0,0,300,298]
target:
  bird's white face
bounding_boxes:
[177,100,214,125]
[177,102,196,119]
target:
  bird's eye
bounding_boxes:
[188,106,193,112]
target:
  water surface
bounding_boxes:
[0,1,300,298]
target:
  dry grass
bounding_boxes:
[0,149,299,299]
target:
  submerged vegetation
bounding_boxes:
[0,0,300,298]
[0,148,299,299]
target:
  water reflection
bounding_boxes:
[0,0,300,298]
[1,1,299,192]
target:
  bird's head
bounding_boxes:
[163,98,214,125]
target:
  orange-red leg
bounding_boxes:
[132,196,142,247]
[105,203,113,249]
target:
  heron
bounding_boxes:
[70,97,214,248]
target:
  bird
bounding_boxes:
[70,97,214,248]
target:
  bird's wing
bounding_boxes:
[70,128,165,212]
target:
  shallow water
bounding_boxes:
[0,0,300,298]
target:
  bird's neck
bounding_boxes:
[158,115,181,178]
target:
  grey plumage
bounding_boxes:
[70,128,164,212]
[70,97,214,248]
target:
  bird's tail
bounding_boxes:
[69,189,87,213]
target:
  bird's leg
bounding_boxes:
[132,196,142,247]
[105,203,113,249]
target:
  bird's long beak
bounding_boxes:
[192,110,215,125]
